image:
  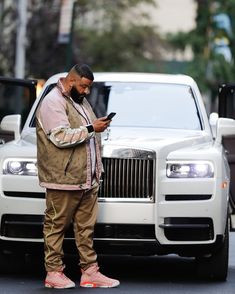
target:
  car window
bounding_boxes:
[87,82,202,130]
[0,82,32,127]
[220,86,235,119]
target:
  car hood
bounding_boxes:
[2,126,213,159]
[102,126,213,159]
[104,126,211,143]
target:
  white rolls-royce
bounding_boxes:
[1,72,235,280]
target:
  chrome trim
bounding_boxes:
[102,145,156,159]
[99,148,156,201]
[93,238,156,242]
[98,198,154,203]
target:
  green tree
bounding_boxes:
[0,0,166,79]
[0,0,17,76]
[72,0,165,72]
[166,0,235,108]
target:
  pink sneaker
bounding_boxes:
[45,271,75,289]
[80,264,120,288]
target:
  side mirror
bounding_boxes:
[0,114,21,141]
[215,117,235,144]
[209,112,219,138]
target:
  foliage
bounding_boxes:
[166,0,235,96]
[0,1,17,76]
[67,0,165,73]
[0,0,165,79]
[26,0,67,78]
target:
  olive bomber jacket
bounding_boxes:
[36,83,102,190]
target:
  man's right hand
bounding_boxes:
[92,117,111,133]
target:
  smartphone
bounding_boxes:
[105,112,116,121]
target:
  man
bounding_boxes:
[36,64,120,289]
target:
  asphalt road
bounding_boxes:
[1,233,235,293]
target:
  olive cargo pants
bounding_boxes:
[43,185,99,272]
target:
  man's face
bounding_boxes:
[70,77,93,104]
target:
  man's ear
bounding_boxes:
[69,76,76,88]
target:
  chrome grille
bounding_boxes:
[99,157,155,201]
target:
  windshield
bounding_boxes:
[87,82,202,130]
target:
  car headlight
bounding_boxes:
[166,161,214,178]
[3,159,38,176]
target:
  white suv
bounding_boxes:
[1,72,235,280]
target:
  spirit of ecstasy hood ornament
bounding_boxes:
[104,128,111,141]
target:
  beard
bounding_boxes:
[70,86,86,104]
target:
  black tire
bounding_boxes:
[195,218,229,281]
